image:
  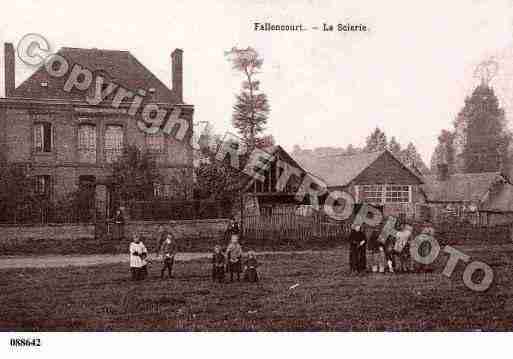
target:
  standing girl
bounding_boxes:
[129,234,148,281]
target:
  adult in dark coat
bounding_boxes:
[113,208,125,241]
[225,217,240,242]
[348,224,366,273]
[357,228,368,272]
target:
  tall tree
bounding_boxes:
[430,129,456,173]
[255,134,275,149]
[226,47,270,151]
[400,142,429,174]
[0,152,36,222]
[365,127,388,152]
[110,145,161,204]
[459,84,511,173]
[388,136,401,155]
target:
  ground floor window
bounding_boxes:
[359,184,411,204]
[34,175,52,197]
[153,183,173,198]
[359,184,384,204]
[385,185,410,203]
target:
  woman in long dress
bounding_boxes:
[348,224,366,273]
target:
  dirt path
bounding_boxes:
[1,244,509,269]
[0,250,318,269]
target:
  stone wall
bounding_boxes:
[0,219,230,243]
[0,223,95,242]
[124,219,230,241]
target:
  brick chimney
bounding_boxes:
[4,43,15,97]
[437,163,449,181]
[171,48,183,103]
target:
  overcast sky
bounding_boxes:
[2,0,513,163]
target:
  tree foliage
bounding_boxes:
[430,130,455,173]
[399,142,429,174]
[459,84,511,173]
[388,136,401,155]
[0,152,36,219]
[364,127,388,152]
[110,145,161,203]
[226,47,270,150]
[194,126,248,200]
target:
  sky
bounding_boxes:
[2,0,513,164]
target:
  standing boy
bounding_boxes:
[212,245,226,282]
[159,233,177,279]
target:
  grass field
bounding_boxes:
[1,244,512,331]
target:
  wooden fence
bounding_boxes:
[243,208,352,242]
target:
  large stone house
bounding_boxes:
[0,43,193,217]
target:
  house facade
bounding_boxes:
[294,150,425,218]
[0,43,194,217]
[421,164,513,225]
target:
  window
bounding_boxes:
[79,175,96,190]
[78,124,97,163]
[146,132,165,154]
[360,184,384,204]
[385,185,410,203]
[34,175,52,197]
[34,122,52,152]
[104,125,124,163]
[153,182,163,198]
[153,182,173,198]
[359,184,411,204]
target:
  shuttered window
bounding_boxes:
[105,125,124,163]
[78,124,97,163]
[34,122,52,152]
[34,175,52,197]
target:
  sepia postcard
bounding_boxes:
[0,0,512,357]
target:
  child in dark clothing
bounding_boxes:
[159,233,177,279]
[212,245,225,282]
[243,251,259,282]
[384,237,395,273]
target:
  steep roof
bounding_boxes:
[421,172,507,203]
[261,145,307,174]
[293,150,421,187]
[11,47,179,104]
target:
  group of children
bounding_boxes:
[212,236,259,283]
[349,221,435,274]
[128,230,178,281]
[128,219,260,283]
